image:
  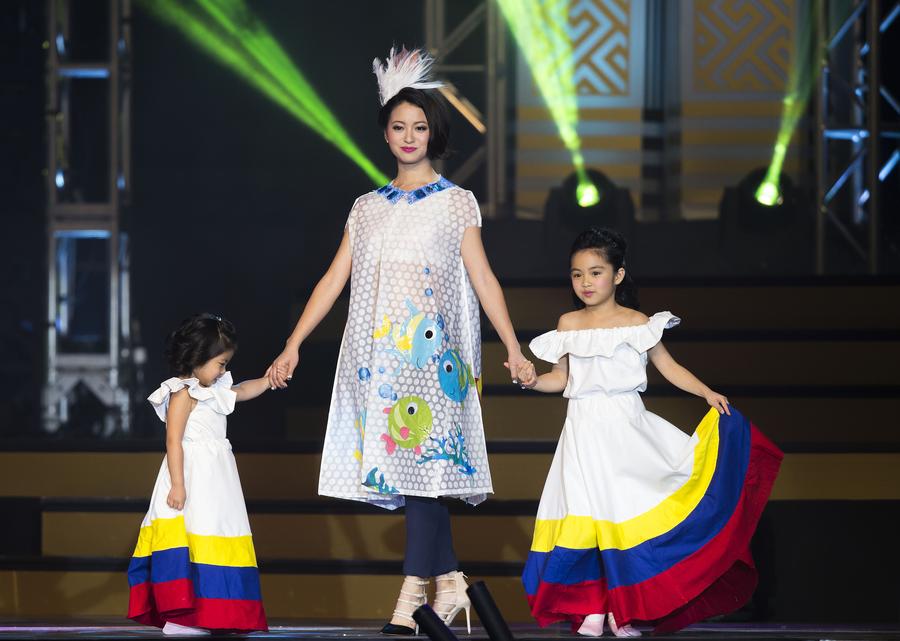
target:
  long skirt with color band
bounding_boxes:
[523,407,782,633]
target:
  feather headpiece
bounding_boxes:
[372,46,444,106]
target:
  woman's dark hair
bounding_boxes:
[569,227,639,310]
[377,87,450,160]
[164,313,238,377]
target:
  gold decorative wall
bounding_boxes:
[512,0,805,221]
[514,0,649,218]
[678,0,801,219]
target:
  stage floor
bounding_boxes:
[0,622,899,641]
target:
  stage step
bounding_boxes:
[2,282,897,621]
[484,338,900,387]
[0,567,532,621]
[278,281,900,455]
[2,500,898,622]
[3,451,900,501]
[298,282,900,342]
[286,394,900,449]
[39,503,535,561]
[286,337,900,402]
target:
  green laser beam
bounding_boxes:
[140,0,388,185]
[192,0,340,133]
[757,2,834,205]
[756,15,814,204]
[497,0,597,205]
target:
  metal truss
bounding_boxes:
[43,0,134,434]
[815,0,899,273]
[424,0,509,218]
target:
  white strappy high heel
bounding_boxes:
[381,576,429,635]
[433,570,472,634]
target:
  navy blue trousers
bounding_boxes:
[402,496,459,577]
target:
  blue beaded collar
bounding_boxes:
[376,175,455,205]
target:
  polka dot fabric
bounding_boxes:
[318,178,492,510]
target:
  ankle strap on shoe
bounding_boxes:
[435,570,465,580]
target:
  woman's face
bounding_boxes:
[384,101,431,166]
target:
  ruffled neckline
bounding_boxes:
[376,175,455,205]
[529,312,680,362]
[147,371,236,421]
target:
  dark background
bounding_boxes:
[1,0,898,440]
[128,1,427,440]
[1,0,899,626]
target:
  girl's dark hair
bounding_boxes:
[164,313,238,377]
[377,87,450,160]
[569,227,639,310]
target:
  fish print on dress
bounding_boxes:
[318,176,492,510]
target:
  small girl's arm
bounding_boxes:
[521,356,568,393]
[165,389,192,510]
[520,314,574,393]
[233,377,271,402]
[648,342,730,415]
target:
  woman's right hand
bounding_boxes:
[267,347,300,389]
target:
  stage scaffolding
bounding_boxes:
[815,0,899,274]
[425,0,509,218]
[42,0,136,434]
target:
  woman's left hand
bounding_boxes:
[517,361,538,389]
[705,391,731,416]
[504,349,532,385]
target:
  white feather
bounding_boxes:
[372,46,444,106]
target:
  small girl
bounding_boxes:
[518,228,783,636]
[127,313,269,635]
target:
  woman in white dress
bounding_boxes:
[267,48,532,634]
[519,228,782,636]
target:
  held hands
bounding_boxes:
[266,347,300,390]
[518,363,538,389]
[167,485,186,511]
[504,350,536,390]
[705,390,731,416]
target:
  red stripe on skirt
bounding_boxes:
[127,580,267,632]
[528,425,783,632]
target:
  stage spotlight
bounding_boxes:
[755,143,789,207]
[543,169,635,270]
[547,169,633,233]
[576,180,600,208]
[756,134,792,206]
[718,167,811,274]
[735,167,797,226]
[755,180,782,207]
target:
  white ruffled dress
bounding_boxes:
[522,312,783,633]
[528,312,694,531]
[126,373,266,632]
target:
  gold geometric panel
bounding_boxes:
[693,0,792,93]
[570,0,631,96]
